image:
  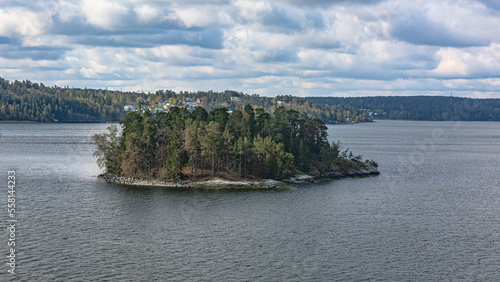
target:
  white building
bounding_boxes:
[124,105,136,112]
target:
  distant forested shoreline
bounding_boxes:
[306,96,500,121]
[0,77,371,123]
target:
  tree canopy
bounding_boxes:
[93,106,374,181]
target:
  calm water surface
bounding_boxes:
[0,120,499,281]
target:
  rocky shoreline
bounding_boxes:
[284,164,380,184]
[98,173,286,188]
[98,162,379,189]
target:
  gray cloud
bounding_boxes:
[0,38,70,60]
[258,49,300,63]
[71,28,224,49]
[261,6,303,32]
[277,0,385,7]
[392,13,490,47]
[0,37,12,44]
[48,11,183,36]
[478,0,500,11]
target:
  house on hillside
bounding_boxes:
[185,98,198,111]
[124,105,136,112]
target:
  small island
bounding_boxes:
[93,105,379,188]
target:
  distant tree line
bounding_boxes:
[160,91,373,124]
[0,77,371,123]
[93,106,375,181]
[0,77,149,122]
[306,96,500,121]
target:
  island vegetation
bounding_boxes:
[93,106,378,187]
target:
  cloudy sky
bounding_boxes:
[1,0,500,97]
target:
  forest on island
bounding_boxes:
[93,106,376,181]
[306,96,500,121]
[0,77,371,123]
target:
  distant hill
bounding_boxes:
[0,77,137,122]
[306,96,500,121]
[0,77,371,123]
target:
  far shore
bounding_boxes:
[0,120,36,123]
[0,120,120,123]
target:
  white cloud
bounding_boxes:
[430,44,500,79]
[80,67,98,78]
[172,5,231,28]
[233,0,272,22]
[134,4,162,23]
[431,49,470,77]
[56,0,81,23]
[0,7,52,36]
[80,0,129,30]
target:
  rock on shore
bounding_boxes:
[284,162,379,184]
[98,173,286,188]
[98,161,379,188]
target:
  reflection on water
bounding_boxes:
[0,121,499,281]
